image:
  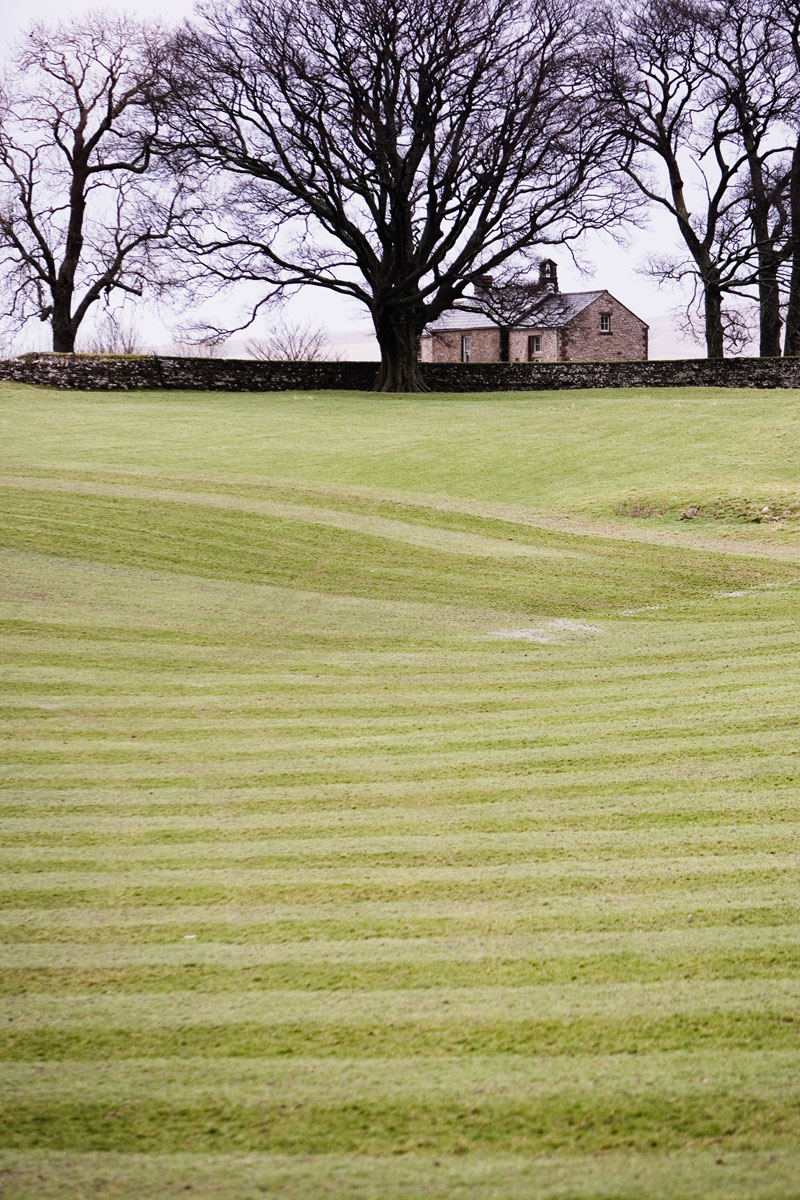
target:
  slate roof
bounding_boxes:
[424,290,607,333]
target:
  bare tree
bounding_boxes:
[166,0,632,391]
[81,310,145,354]
[246,318,341,360]
[0,14,189,353]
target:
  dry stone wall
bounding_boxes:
[0,354,377,391]
[422,357,800,390]
[3,352,800,392]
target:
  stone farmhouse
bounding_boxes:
[420,261,649,363]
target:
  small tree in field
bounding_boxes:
[0,15,187,352]
[82,310,145,355]
[168,0,631,391]
[246,319,341,361]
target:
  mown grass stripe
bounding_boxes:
[0,889,795,939]
[3,976,796,1025]
[3,1046,798,1092]
[1,1149,798,1200]
[3,1010,799,1061]
[1,812,798,844]
[3,923,797,967]
[0,853,795,891]
[3,958,796,993]
[1,874,792,915]
[2,826,798,871]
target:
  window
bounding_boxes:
[600,312,612,333]
[461,334,472,362]
[527,334,542,360]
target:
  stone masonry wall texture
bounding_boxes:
[508,329,560,363]
[3,352,800,392]
[560,294,648,362]
[420,328,499,363]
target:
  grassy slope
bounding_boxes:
[1,384,799,1198]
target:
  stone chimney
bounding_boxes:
[473,273,494,300]
[539,260,559,293]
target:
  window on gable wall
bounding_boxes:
[461,334,472,362]
[600,312,612,333]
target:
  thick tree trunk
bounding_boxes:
[704,279,725,359]
[747,176,783,356]
[739,120,783,358]
[785,256,800,358]
[784,138,800,358]
[757,261,783,357]
[372,313,427,392]
[668,169,726,360]
[52,300,76,353]
[49,164,86,354]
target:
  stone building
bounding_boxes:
[420,261,649,363]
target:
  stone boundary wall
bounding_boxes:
[0,354,378,392]
[3,352,800,392]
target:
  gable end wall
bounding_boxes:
[560,294,648,362]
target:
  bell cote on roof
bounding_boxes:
[472,260,560,302]
[539,259,559,293]
[472,273,494,301]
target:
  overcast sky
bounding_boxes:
[0,0,697,358]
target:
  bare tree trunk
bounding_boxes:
[758,260,783,357]
[51,315,76,353]
[49,168,86,352]
[785,138,800,357]
[51,283,76,352]
[373,315,428,392]
[705,278,725,359]
[785,257,800,356]
[744,129,784,357]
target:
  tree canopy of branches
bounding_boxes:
[168,0,631,390]
[597,0,798,358]
[0,14,187,353]
[698,0,796,356]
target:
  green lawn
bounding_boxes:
[1,384,799,1198]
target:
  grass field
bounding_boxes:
[1,383,799,1198]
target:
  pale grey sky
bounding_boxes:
[0,0,695,357]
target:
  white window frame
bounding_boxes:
[461,334,472,362]
[528,334,542,360]
[600,312,612,333]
